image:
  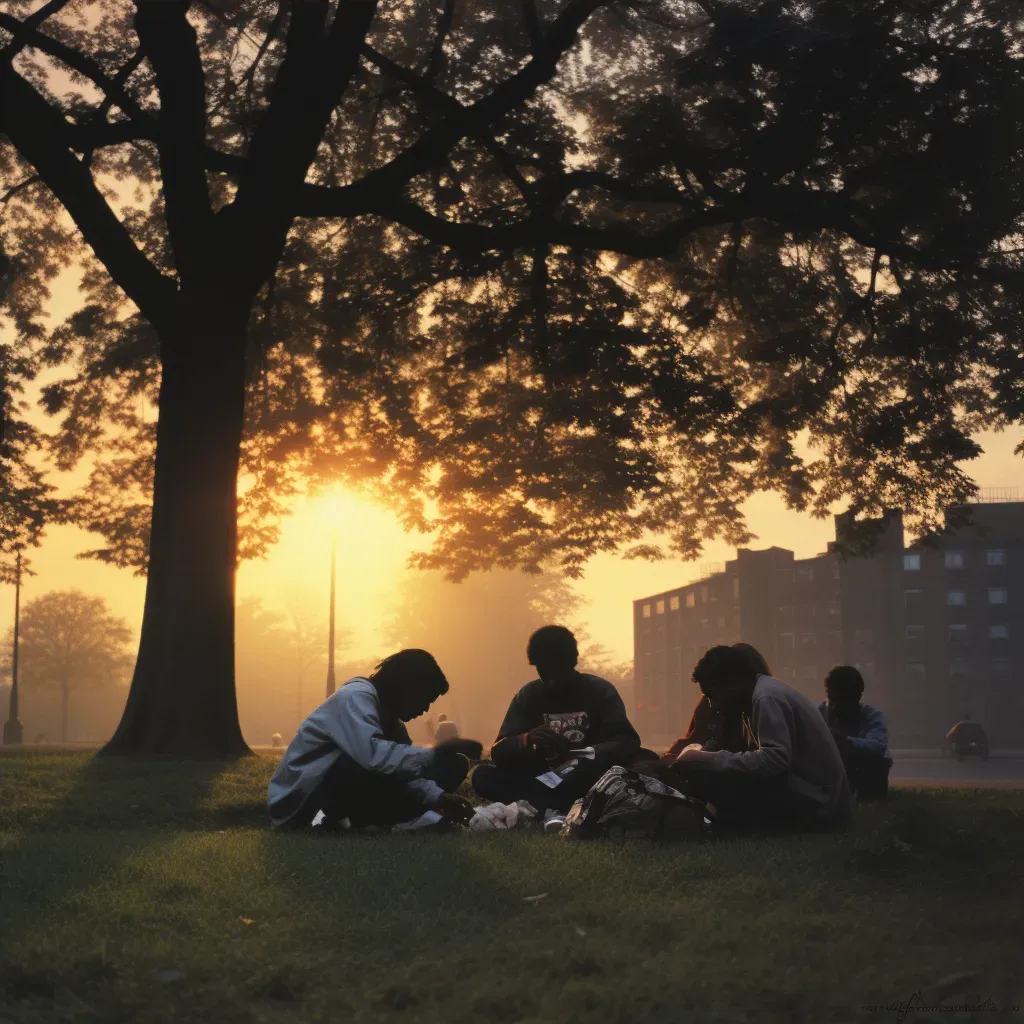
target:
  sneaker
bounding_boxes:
[542,809,567,835]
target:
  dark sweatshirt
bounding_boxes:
[490,672,641,771]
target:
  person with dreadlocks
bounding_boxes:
[268,649,482,831]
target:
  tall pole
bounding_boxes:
[325,529,337,698]
[3,549,24,745]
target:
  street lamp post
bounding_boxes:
[3,549,24,746]
[325,529,337,698]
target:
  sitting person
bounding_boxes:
[268,649,482,830]
[662,642,769,760]
[946,714,990,759]
[434,713,460,745]
[670,645,853,830]
[472,625,641,831]
[818,665,893,800]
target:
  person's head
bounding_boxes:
[732,642,771,677]
[692,645,759,712]
[824,665,864,717]
[527,625,579,686]
[370,649,449,721]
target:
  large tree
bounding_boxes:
[0,0,1020,756]
[4,589,133,742]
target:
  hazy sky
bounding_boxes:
[3,279,1023,670]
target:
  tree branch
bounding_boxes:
[425,0,455,80]
[134,0,214,279]
[521,0,545,55]
[336,0,606,213]
[0,68,175,328]
[0,0,70,64]
[229,0,380,285]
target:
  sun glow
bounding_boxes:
[235,487,430,661]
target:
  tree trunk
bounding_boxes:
[101,295,252,758]
[61,679,68,744]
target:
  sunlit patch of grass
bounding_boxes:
[1,753,1022,1022]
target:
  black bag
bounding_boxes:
[564,766,716,841]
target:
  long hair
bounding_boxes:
[732,642,771,677]
[370,649,448,694]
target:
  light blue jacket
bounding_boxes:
[817,700,893,763]
[268,678,442,827]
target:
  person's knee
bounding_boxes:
[471,763,503,800]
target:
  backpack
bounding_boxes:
[564,766,716,841]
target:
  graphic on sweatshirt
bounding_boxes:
[543,711,589,745]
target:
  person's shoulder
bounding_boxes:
[576,672,617,694]
[861,703,886,720]
[332,678,375,705]
[512,678,545,702]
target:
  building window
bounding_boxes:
[832,563,841,580]
[642,604,651,618]
[804,665,818,680]
[857,660,877,677]
[948,624,968,644]
[950,659,970,681]
[779,633,795,649]
[947,590,966,607]
[906,625,924,640]
[945,551,965,570]
[700,586,708,603]
[827,602,841,618]
[987,549,1006,567]
[989,587,1008,605]
[854,628,873,645]
[798,603,816,619]
[669,595,680,611]
[686,592,695,608]
[656,600,665,615]
[990,625,1009,640]
[778,605,794,619]
[716,615,727,629]
[797,565,814,582]
[801,633,817,647]
[906,662,927,681]
[732,577,740,599]
[903,553,921,571]
[992,658,1011,683]
[905,589,924,610]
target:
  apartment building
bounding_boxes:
[633,502,1024,749]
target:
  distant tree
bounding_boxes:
[4,590,133,743]
[1,0,1020,755]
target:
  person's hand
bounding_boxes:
[829,728,852,752]
[435,738,484,761]
[675,744,705,763]
[527,726,572,762]
[435,793,475,824]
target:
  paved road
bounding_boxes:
[891,756,1024,788]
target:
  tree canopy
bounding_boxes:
[2,0,1020,578]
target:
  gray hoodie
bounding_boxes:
[267,678,443,827]
[685,675,853,823]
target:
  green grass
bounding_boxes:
[1,752,1022,1023]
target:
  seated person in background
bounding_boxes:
[818,665,892,800]
[434,713,460,745]
[268,649,482,830]
[946,714,990,759]
[472,625,641,831]
[662,642,769,760]
[671,645,853,830]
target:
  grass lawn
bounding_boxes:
[1,752,1022,1023]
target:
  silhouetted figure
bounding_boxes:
[434,713,459,744]
[472,626,641,828]
[669,646,853,830]
[662,642,769,760]
[817,665,892,800]
[268,650,482,830]
[946,715,990,760]
[270,732,283,749]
